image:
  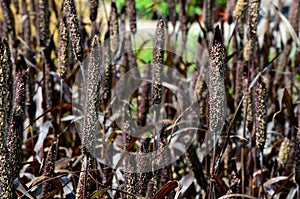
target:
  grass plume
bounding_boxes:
[64,0,83,62]
[255,75,267,151]
[36,0,49,47]
[57,16,69,78]
[152,17,165,105]
[126,0,137,35]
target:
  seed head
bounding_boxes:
[233,0,247,19]
[7,57,27,181]
[255,75,268,151]
[0,0,15,37]
[126,0,137,35]
[248,0,261,40]
[109,2,119,57]
[57,16,69,78]
[278,138,293,165]
[37,0,50,47]
[208,25,226,133]
[21,0,31,44]
[64,0,83,62]
[152,18,165,105]
[0,38,13,199]
[82,35,100,154]
[243,39,250,62]
[0,39,13,129]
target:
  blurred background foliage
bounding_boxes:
[115,0,227,20]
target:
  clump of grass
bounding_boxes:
[1,0,300,198]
